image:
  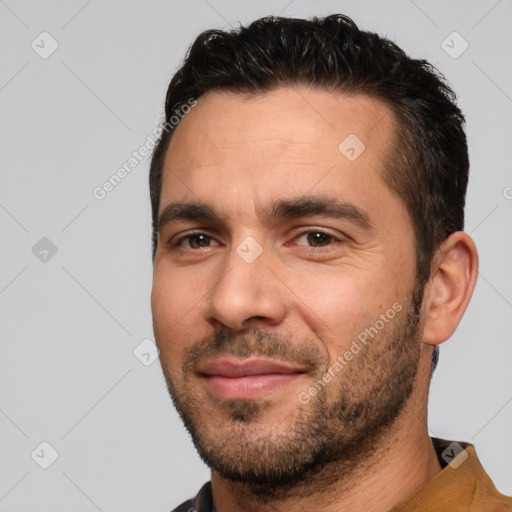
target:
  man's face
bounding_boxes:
[151,87,424,490]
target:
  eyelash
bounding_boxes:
[169,228,343,250]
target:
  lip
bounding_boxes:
[198,357,307,400]
[198,356,307,377]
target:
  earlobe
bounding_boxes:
[421,232,478,346]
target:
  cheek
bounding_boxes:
[286,268,403,357]
[151,266,203,369]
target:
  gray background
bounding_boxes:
[0,0,511,510]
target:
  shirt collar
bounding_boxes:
[186,438,511,511]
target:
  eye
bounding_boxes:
[294,230,340,248]
[173,232,220,249]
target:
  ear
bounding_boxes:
[421,232,478,346]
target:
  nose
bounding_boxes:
[205,242,287,331]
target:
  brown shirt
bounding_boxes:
[171,438,512,511]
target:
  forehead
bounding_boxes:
[160,86,400,223]
[167,87,395,165]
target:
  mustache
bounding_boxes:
[181,328,324,377]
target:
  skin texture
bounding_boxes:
[151,86,478,511]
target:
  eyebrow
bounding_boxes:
[157,202,220,231]
[157,195,373,232]
[266,196,372,230]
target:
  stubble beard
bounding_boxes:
[160,290,423,500]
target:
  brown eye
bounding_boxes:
[189,234,210,248]
[306,232,333,247]
[295,231,338,248]
[177,233,219,249]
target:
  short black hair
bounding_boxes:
[149,14,468,289]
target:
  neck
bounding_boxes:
[210,399,441,511]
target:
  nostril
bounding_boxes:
[248,316,267,322]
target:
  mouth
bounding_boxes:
[197,356,308,400]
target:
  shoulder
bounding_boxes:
[170,482,212,512]
[170,499,195,512]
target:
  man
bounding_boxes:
[148,14,512,511]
